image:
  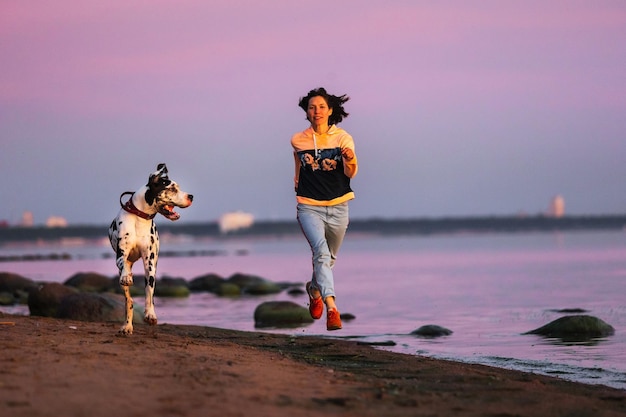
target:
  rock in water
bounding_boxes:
[64,272,114,293]
[411,324,453,337]
[254,301,313,328]
[189,273,225,293]
[524,315,614,338]
[154,277,190,298]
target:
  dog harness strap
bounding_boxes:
[119,192,156,220]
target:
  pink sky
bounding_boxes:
[1,1,625,224]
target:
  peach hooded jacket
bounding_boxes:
[291,125,358,206]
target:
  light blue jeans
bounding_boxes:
[296,203,350,300]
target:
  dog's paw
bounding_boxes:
[119,324,134,335]
[119,274,133,287]
[144,315,158,326]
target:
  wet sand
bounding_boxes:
[1,313,625,417]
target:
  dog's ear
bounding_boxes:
[147,164,171,189]
[149,174,171,187]
[156,163,169,182]
[146,167,171,205]
[156,163,168,175]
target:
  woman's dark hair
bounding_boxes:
[298,87,350,125]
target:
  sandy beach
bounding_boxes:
[1,313,625,417]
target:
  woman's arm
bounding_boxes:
[293,151,301,191]
[340,135,358,178]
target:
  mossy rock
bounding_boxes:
[254,301,313,328]
[215,283,241,297]
[155,285,190,298]
[111,276,144,297]
[0,289,31,305]
[244,281,282,295]
[155,277,190,298]
[0,292,16,306]
[225,273,284,295]
[227,272,267,288]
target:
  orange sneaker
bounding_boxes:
[306,281,323,320]
[326,308,342,331]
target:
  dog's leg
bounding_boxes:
[120,284,134,335]
[117,254,135,335]
[142,253,158,326]
[114,241,134,286]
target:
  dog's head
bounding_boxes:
[145,163,193,221]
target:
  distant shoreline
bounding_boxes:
[1,214,625,244]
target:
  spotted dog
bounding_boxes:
[108,163,193,334]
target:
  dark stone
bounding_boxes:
[227,272,267,288]
[0,272,37,305]
[254,301,314,328]
[215,283,241,297]
[226,273,282,295]
[411,324,453,337]
[58,292,142,324]
[524,315,615,338]
[58,292,124,322]
[0,272,37,292]
[189,273,225,292]
[340,313,356,321]
[155,276,190,298]
[287,287,305,296]
[28,283,78,317]
[64,272,114,292]
[244,280,282,295]
[111,275,146,296]
[0,292,16,306]
[549,308,588,314]
[357,340,397,346]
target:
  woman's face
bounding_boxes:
[307,96,333,127]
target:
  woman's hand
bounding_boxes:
[341,148,355,161]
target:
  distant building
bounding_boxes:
[547,195,565,218]
[46,216,68,227]
[20,211,34,227]
[219,211,254,233]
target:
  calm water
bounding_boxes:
[1,229,625,389]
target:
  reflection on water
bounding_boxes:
[536,336,612,347]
